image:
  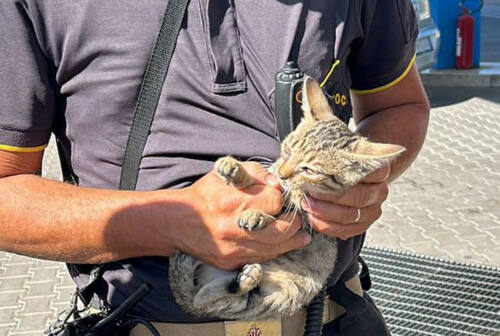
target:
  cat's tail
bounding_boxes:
[168,251,201,314]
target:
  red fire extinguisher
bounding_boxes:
[456,6,474,69]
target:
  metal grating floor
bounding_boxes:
[361,247,500,336]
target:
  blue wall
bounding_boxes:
[429,0,482,69]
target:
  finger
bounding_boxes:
[232,228,310,264]
[241,161,280,187]
[273,215,303,241]
[243,215,302,244]
[302,198,360,225]
[362,162,390,183]
[328,204,382,226]
[307,204,382,238]
[307,216,370,240]
[308,182,389,209]
[244,185,283,215]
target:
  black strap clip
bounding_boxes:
[45,284,155,336]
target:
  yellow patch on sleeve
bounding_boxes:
[0,143,47,153]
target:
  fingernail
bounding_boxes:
[265,174,280,187]
[303,234,312,246]
[384,166,391,181]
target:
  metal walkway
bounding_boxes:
[362,247,500,336]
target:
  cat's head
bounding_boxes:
[271,77,405,207]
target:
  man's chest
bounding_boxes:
[41,0,357,96]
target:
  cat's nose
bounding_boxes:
[278,166,292,180]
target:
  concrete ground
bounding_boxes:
[1,86,499,334]
[366,87,500,266]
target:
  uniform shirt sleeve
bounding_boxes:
[0,1,55,152]
[349,0,419,94]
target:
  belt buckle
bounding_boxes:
[224,319,282,336]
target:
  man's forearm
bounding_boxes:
[355,101,430,182]
[0,174,185,263]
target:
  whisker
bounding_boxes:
[253,167,271,174]
[282,206,295,222]
[247,156,274,162]
[246,156,274,166]
[280,197,293,217]
[281,207,299,237]
[282,190,294,214]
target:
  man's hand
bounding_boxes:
[302,163,390,240]
[169,162,311,270]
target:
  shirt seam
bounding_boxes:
[0,125,49,134]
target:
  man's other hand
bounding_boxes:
[302,163,390,240]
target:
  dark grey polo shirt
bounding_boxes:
[0,0,417,322]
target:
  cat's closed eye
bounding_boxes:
[329,175,342,185]
[299,166,313,173]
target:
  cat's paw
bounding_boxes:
[215,156,252,188]
[237,264,262,293]
[238,209,275,231]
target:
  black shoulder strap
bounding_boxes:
[60,0,189,312]
[119,0,190,191]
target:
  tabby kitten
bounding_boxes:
[169,77,404,320]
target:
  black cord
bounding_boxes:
[88,283,152,335]
[303,287,327,336]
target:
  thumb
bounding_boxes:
[362,162,390,184]
[241,162,280,188]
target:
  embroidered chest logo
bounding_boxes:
[247,325,263,336]
[332,92,348,107]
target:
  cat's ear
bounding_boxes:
[301,76,333,121]
[348,139,406,160]
[339,140,406,184]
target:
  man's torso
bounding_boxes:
[15,0,366,322]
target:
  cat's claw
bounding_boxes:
[215,157,238,183]
[214,156,252,188]
[237,264,262,293]
[238,209,275,231]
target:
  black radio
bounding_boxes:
[274,61,306,140]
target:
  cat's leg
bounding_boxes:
[193,264,262,308]
[238,209,276,231]
[193,276,238,308]
[236,263,263,293]
[215,156,253,188]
